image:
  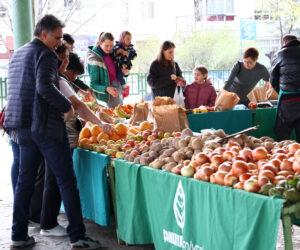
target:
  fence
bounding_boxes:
[0,77,7,110]
[0,70,266,109]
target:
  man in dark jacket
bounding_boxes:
[4,15,100,249]
[270,34,300,142]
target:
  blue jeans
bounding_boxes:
[12,128,85,243]
[11,140,19,195]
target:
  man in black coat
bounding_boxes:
[4,15,100,249]
[270,35,300,142]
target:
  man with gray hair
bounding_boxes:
[270,34,300,142]
[5,15,101,249]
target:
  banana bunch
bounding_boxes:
[114,105,131,119]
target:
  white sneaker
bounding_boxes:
[28,220,40,229]
[40,225,67,237]
[70,235,101,250]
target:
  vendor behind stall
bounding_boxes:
[270,35,300,142]
[223,47,270,106]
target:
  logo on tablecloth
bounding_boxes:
[174,180,185,232]
[163,180,204,249]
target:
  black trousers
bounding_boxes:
[29,160,61,230]
[29,149,75,229]
[275,99,300,142]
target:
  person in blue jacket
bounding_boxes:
[4,15,101,250]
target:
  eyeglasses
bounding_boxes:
[243,59,255,66]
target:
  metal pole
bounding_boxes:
[12,0,34,50]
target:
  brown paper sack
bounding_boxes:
[267,88,279,100]
[178,107,189,131]
[152,104,181,132]
[215,89,240,111]
[253,86,268,101]
[129,102,149,125]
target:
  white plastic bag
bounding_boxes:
[173,87,185,108]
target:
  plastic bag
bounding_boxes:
[173,87,185,108]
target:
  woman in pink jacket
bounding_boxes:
[184,65,217,109]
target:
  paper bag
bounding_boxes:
[267,87,279,100]
[247,84,269,102]
[129,101,149,125]
[153,96,176,106]
[215,89,240,111]
[178,107,189,131]
[152,104,181,132]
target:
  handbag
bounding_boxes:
[0,105,6,129]
[173,86,185,108]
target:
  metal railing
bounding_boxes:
[0,77,7,109]
[0,70,266,109]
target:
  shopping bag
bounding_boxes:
[247,84,269,102]
[267,87,279,100]
[173,86,185,107]
[129,101,149,125]
[152,104,181,132]
[215,89,240,111]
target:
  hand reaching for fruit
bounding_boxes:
[106,86,118,97]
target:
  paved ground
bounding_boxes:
[1,135,300,250]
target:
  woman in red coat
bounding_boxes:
[184,65,217,109]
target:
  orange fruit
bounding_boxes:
[128,127,139,135]
[139,121,153,131]
[79,138,90,147]
[91,125,102,136]
[97,132,109,141]
[115,123,128,136]
[110,134,121,141]
[89,135,98,144]
[79,127,91,139]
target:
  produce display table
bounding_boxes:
[187,109,252,134]
[250,108,296,140]
[72,148,111,226]
[115,159,284,250]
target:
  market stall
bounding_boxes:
[115,159,284,250]
[187,109,253,134]
[72,148,111,227]
[250,108,296,140]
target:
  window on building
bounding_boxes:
[139,0,154,20]
[206,0,234,15]
[148,1,154,19]
[254,1,272,20]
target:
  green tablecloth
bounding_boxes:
[72,148,111,227]
[187,109,252,134]
[115,160,284,250]
[251,107,296,140]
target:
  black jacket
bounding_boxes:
[147,60,183,98]
[4,38,71,141]
[270,39,300,93]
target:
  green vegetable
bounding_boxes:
[259,183,275,195]
[276,180,288,189]
[288,176,299,187]
[269,187,285,197]
[283,188,300,203]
